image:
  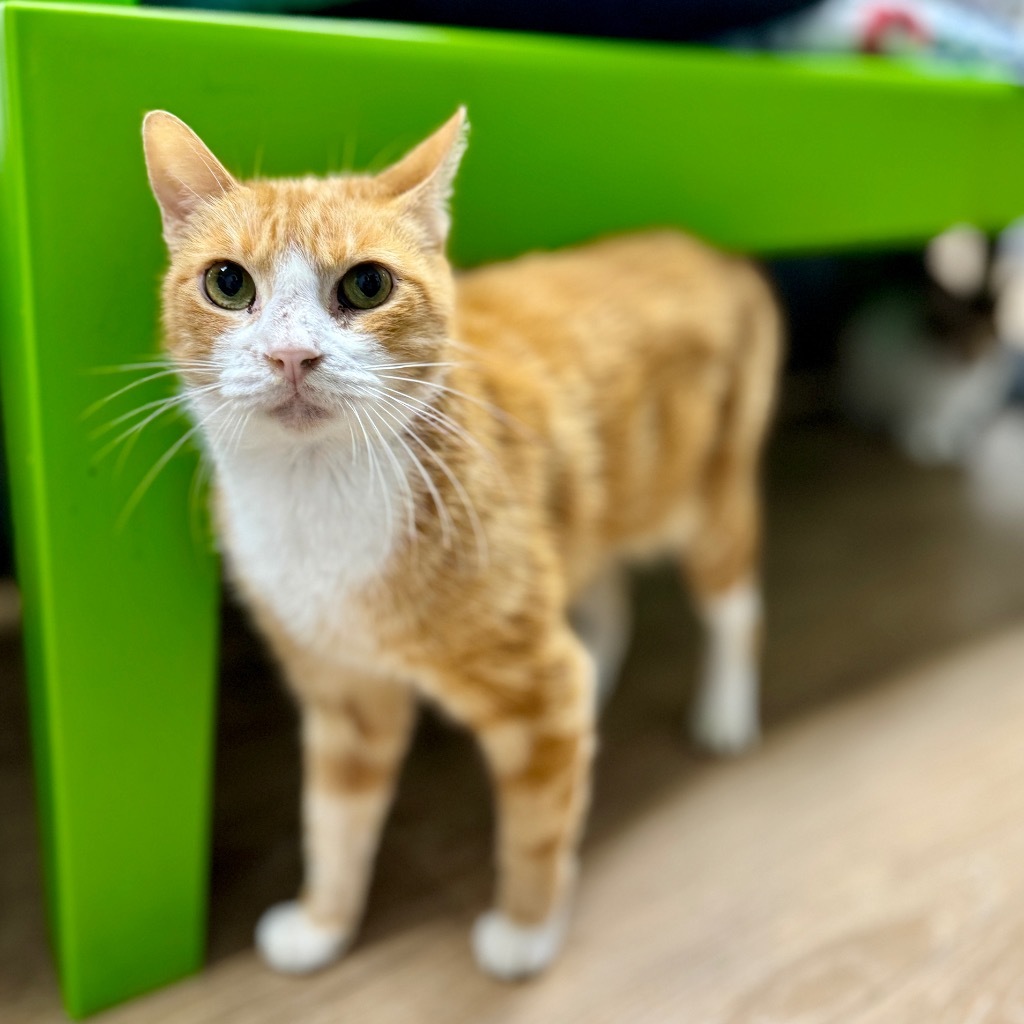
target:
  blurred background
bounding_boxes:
[6,1,1024,1021]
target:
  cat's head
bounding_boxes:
[143,109,467,448]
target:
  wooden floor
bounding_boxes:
[5,416,1024,1023]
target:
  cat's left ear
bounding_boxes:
[143,111,238,248]
[376,107,468,249]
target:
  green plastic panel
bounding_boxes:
[4,2,1024,1017]
[0,4,222,1019]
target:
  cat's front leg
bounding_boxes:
[256,675,415,974]
[445,628,596,981]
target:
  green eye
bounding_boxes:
[338,263,393,310]
[204,261,256,310]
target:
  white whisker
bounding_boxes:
[93,382,221,438]
[92,383,223,469]
[360,405,419,547]
[365,402,453,550]
[356,382,511,511]
[208,405,243,455]
[93,397,191,465]
[371,361,460,372]
[116,397,230,529]
[225,406,254,456]
[378,374,520,431]
[351,405,394,542]
[371,385,504,478]
[187,453,214,550]
[82,368,190,419]
[89,358,222,375]
[371,392,489,567]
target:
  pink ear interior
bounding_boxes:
[375,107,469,247]
[142,110,237,243]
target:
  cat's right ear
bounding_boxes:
[143,111,237,247]
[376,107,469,250]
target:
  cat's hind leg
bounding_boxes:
[568,562,632,708]
[689,573,762,755]
[683,446,766,756]
[682,272,778,756]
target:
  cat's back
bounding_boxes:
[450,230,779,571]
[454,229,763,372]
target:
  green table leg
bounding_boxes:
[5,2,1024,1017]
[0,9,219,1017]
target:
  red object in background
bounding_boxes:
[862,6,931,53]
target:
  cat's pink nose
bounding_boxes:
[267,347,322,386]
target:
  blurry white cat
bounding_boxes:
[840,224,1022,465]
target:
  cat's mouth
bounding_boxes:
[267,394,334,431]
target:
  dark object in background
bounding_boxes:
[0,443,11,576]
[769,250,924,374]
[312,0,820,40]
[149,0,819,39]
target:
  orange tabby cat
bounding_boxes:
[143,108,780,979]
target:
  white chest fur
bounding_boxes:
[214,440,402,646]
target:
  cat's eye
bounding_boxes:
[204,261,256,311]
[338,263,393,311]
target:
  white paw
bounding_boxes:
[691,670,760,756]
[255,901,348,975]
[471,909,568,981]
[694,581,761,756]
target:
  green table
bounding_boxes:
[2,2,1023,1015]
